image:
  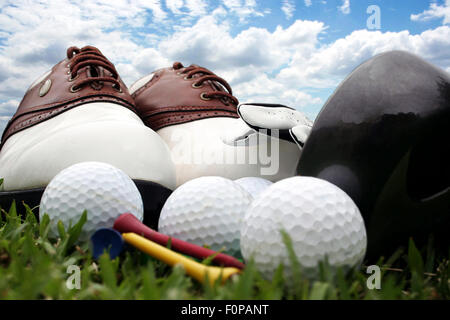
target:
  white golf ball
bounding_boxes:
[39,161,143,240]
[240,176,367,281]
[158,176,252,257]
[234,177,273,199]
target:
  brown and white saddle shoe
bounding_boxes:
[130,62,301,187]
[0,46,176,227]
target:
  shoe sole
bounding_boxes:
[0,179,172,230]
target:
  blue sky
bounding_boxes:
[0,0,449,134]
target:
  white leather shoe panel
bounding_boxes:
[129,73,154,95]
[0,103,176,191]
[157,117,301,187]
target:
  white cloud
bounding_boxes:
[277,27,450,89]
[157,17,326,84]
[411,0,450,25]
[282,0,295,19]
[221,0,266,22]
[338,0,350,14]
[166,0,184,14]
[0,0,161,89]
[165,0,207,16]
[119,48,171,83]
[237,73,322,107]
[0,100,18,118]
[185,0,208,16]
[304,0,312,7]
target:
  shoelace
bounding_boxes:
[173,62,239,106]
[67,46,121,92]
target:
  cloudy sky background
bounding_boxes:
[0,0,449,135]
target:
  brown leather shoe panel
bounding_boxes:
[133,68,232,112]
[133,63,240,131]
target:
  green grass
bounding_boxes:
[0,201,448,300]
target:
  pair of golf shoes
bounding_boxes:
[0,45,311,226]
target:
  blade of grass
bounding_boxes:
[57,220,66,239]
[408,238,424,298]
[66,211,87,248]
[425,235,435,274]
[39,213,51,239]
[280,229,307,298]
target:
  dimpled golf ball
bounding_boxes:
[234,177,273,199]
[240,176,367,281]
[158,176,252,257]
[39,161,143,241]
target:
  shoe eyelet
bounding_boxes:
[70,85,81,93]
[200,92,211,101]
[113,84,123,93]
[183,76,191,80]
[192,82,203,89]
[68,73,78,82]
